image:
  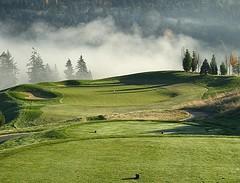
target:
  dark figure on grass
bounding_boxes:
[135,174,140,180]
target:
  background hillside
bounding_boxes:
[1,0,240,47]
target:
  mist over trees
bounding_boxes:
[0,48,92,90]
[0,51,18,89]
[27,48,46,83]
[64,59,74,80]
[64,56,92,80]
[75,56,92,80]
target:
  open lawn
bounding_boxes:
[0,121,240,182]
[0,71,240,182]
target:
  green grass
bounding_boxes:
[1,71,239,128]
[0,121,240,182]
[0,71,240,182]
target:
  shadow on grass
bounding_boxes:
[0,92,21,124]
[122,177,138,181]
[122,174,140,181]
[62,80,123,88]
[145,119,240,136]
[183,106,240,136]
[116,71,240,92]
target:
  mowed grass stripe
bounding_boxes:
[0,137,240,183]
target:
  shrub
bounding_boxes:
[87,115,106,121]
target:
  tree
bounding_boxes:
[64,59,74,80]
[220,62,228,75]
[229,52,238,75]
[75,55,92,80]
[191,51,198,72]
[182,49,192,72]
[200,59,210,75]
[0,50,18,89]
[27,48,45,83]
[209,55,218,75]
[232,62,240,76]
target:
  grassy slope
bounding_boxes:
[0,71,240,182]
[1,71,239,128]
[0,71,207,128]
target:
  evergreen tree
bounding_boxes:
[75,55,92,80]
[182,49,192,72]
[220,62,228,75]
[0,50,18,89]
[209,55,218,75]
[64,59,74,80]
[191,51,198,72]
[27,48,45,83]
[200,59,210,75]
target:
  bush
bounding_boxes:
[41,130,66,139]
[87,115,106,121]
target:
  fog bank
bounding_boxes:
[0,17,223,83]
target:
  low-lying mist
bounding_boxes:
[0,17,225,86]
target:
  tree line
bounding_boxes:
[182,49,240,76]
[0,48,92,89]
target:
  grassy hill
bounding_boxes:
[0,71,240,182]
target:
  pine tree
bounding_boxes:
[75,55,92,80]
[182,49,192,72]
[27,48,45,83]
[191,51,198,72]
[64,59,74,80]
[0,50,18,89]
[220,62,228,75]
[209,55,218,75]
[200,59,210,75]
